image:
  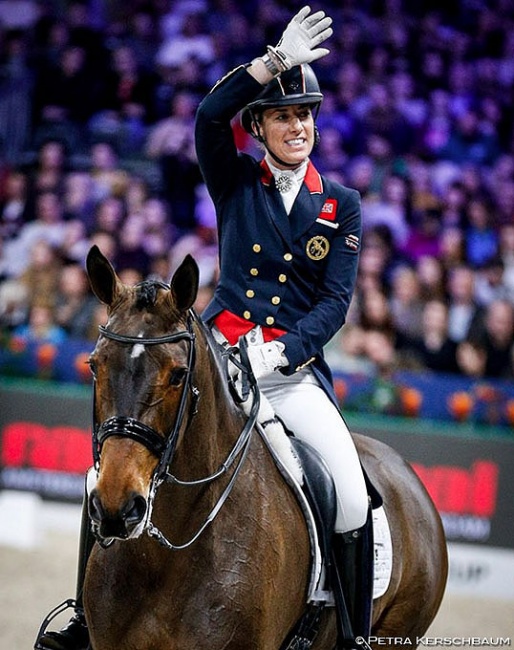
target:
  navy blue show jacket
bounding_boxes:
[195,66,362,400]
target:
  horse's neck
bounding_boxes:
[179,339,244,474]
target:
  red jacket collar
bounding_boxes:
[260,159,323,194]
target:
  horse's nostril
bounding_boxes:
[88,491,104,523]
[123,494,147,525]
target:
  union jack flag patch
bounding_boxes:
[316,199,339,229]
[318,199,337,220]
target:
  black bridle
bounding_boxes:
[91,311,260,550]
[93,313,198,473]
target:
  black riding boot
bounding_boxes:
[34,495,94,650]
[331,506,374,649]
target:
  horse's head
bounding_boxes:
[85,245,199,542]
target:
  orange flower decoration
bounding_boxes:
[36,343,56,368]
[447,391,474,421]
[400,387,423,417]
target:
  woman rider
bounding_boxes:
[196,6,373,647]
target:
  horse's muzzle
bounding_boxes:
[88,490,148,540]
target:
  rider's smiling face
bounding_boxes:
[258,104,315,169]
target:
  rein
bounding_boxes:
[92,312,260,551]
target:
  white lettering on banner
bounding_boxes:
[447,543,514,600]
[441,514,491,542]
[0,467,83,500]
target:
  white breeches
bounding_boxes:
[259,368,369,533]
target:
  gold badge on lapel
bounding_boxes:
[306,235,330,260]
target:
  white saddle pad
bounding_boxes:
[372,505,393,599]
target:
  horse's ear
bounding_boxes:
[170,254,199,313]
[86,245,123,306]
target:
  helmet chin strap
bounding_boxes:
[265,144,302,169]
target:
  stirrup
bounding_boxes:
[34,599,89,650]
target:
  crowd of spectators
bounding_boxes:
[1,0,514,384]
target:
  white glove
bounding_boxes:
[246,340,289,380]
[269,6,333,71]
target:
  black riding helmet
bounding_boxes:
[241,63,323,137]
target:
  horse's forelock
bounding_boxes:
[135,282,162,309]
[131,281,184,329]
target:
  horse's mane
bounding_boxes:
[189,310,243,409]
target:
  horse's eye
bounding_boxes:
[169,368,187,387]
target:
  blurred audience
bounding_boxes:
[389,266,424,342]
[0,170,30,242]
[12,303,67,345]
[145,90,202,236]
[459,299,514,379]
[0,0,513,383]
[54,263,97,339]
[19,239,62,310]
[400,300,459,374]
[465,196,499,268]
[415,255,447,302]
[446,265,485,343]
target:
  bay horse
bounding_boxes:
[83,244,447,650]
